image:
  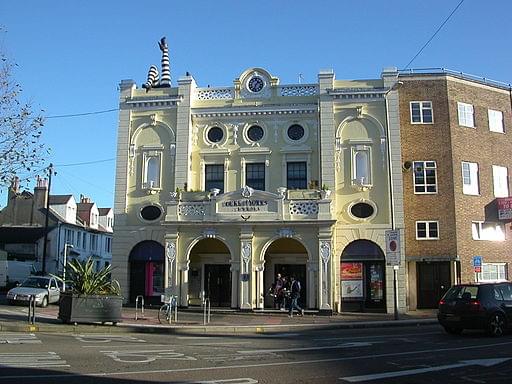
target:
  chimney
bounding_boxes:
[8,176,20,200]
[80,195,91,204]
[33,176,49,224]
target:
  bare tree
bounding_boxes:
[0,47,47,186]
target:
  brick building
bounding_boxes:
[398,69,512,309]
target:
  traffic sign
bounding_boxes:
[385,230,401,266]
[472,256,482,267]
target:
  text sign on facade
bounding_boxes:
[220,199,270,213]
[497,197,512,220]
[385,230,401,266]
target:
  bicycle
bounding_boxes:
[157,295,177,324]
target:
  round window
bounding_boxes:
[350,202,374,219]
[207,127,224,143]
[140,205,162,221]
[287,124,305,141]
[247,125,264,142]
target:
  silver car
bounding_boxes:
[6,276,61,307]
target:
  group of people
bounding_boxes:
[270,273,304,317]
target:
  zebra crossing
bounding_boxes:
[0,333,41,344]
[0,352,69,368]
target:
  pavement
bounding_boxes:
[0,301,438,334]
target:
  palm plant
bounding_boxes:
[65,257,120,296]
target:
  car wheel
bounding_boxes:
[40,296,48,308]
[7,299,15,306]
[444,326,463,335]
[488,313,506,337]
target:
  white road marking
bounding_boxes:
[189,342,252,346]
[238,342,376,354]
[257,333,299,338]
[0,333,41,344]
[82,343,170,348]
[1,341,512,380]
[339,358,512,382]
[75,334,146,343]
[188,379,258,384]
[0,352,69,368]
[101,349,197,363]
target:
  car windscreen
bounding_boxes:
[21,278,49,289]
[444,285,479,300]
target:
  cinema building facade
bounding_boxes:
[112,55,406,313]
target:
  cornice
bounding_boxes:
[192,104,317,118]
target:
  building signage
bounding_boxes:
[497,197,512,220]
[341,262,363,299]
[221,199,269,212]
[385,229,401,266]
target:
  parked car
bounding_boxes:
[438,282,512,336]
[6,276,61,307]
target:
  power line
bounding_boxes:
[404,0,466,69]
[45,108,118,119]
[54,158,115,167]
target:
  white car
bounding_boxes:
[6,276,61,307]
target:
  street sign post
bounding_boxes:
[385,230,401,266]
[473,256,483,282]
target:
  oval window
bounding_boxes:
[247,125,264,142]
[140,205,162,221]
[350,202,374,219]
[287,124,305,141]
[207,127,224,143]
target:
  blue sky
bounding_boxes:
[1,0,511,208]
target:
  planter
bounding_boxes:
[58,293,123,325]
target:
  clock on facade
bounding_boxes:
[247,76,264,93]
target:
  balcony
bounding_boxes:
[164,188,333,223]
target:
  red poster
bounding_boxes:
[341,262,363,280]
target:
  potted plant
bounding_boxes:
[57,257,122,325]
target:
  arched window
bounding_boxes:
[143,153,161,189]
[352,146,372,186]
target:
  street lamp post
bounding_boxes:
[63,243,73,292]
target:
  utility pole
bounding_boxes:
[41,163,54,275]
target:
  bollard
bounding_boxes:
[27,295,36,324]
[135,295,145,320]
[203,298,211,325]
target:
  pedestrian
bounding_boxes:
[273,273,284,309]
[288,276,304,317]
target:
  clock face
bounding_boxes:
[248,76,264,93]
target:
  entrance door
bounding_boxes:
[204,264,231,307]
[275,264,307,308]
[417,262,451,309]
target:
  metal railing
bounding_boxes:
[27,295,36,324]
[135,295,145,320]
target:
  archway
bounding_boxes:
[340,240,386,312]
[188,238,232,307]
[263,238,309,309]
[128,241,164,305]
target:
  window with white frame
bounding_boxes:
[413,161,437,193]
[410,101,433,124]
[493,165,509,198]
[488,109,504,133]
[462,161,479,195]
[472,221,505,241]
[205,164,224,193]
[352,146,372,186]
[477,263,508,282]
[246,163,265,191]
[416,221,439,240]
[142,151,162,189]
[287,161,307,189]
[457,102,474,128]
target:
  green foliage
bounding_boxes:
[64,257,120,296]
[0,39,47,186]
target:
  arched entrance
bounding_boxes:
[263,238,309,309]
[128,241,164,305]
[188,238,232,307]
[340,240,386,312]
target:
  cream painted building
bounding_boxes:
[112,46,406,313]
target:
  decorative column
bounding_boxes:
[319,240,332,313]
[239,240,252,310]
[164,235,178,299]
[307,261,318,309]
[177,260,190,307]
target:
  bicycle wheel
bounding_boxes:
[158,304,170,324]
